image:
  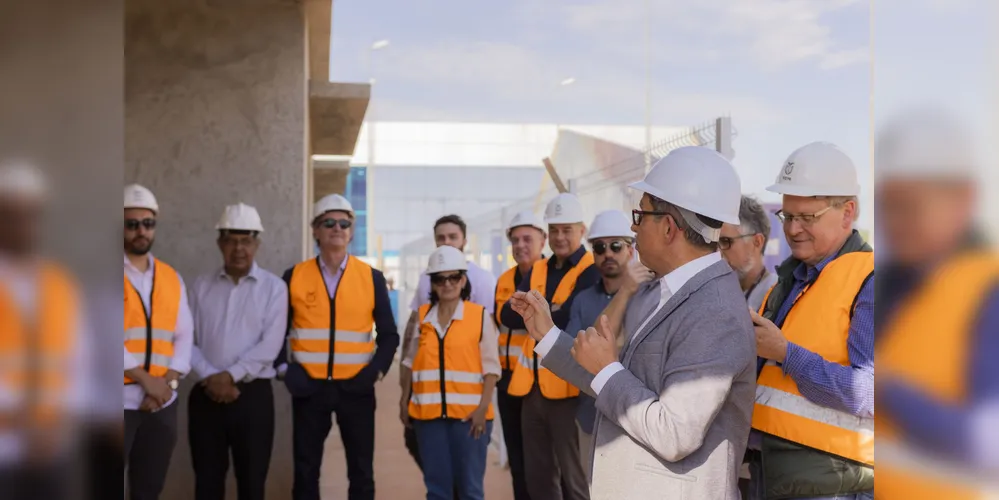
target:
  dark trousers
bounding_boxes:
[497,374,530,500]
[521,389,589,500]
[124,401,179,500]
[414,419,493,500]
[292,381,376,500]
[189,379,275,500]
[0,462,71,500]
[85,422,124,500]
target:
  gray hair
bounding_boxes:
[648,195,722,251]
[738,196,770,256]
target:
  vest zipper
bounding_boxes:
[438,331,448,419]
[504,330,513,371]
[327,296,335,380]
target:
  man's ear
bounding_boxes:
[753,233,767,252]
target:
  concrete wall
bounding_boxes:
[125,0,307,498]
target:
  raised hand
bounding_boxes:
[507,290,556,341]
[570,315,618,375]
[623,260,657,295]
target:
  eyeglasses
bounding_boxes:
[317,218,352,230]
[430,273,464,285]
[718,234,754,250]
[631,209,669,226]
[774,204,838,227]
[592,240,626,255]
[125,218,156,231]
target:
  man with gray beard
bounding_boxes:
[719,195,778,312]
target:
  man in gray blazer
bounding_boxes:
[509,146,757,500]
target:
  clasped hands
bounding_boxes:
[202,372,241,404]
[507,289,618,375]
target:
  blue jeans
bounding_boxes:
[413,419,493,500]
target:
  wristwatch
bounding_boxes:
[168,379,179,390]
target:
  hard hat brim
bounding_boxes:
[628,180,740,225]
[765,183,860,197]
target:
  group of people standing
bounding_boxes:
[120,109,997,500]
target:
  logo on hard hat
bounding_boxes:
[554,203,563,216]
[783,161,794,176]
[436,254,445,265]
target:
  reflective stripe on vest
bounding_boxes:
[123,259,181,384]
[495,266,528,371]
[875,252,999,499]
[408,302,495,421]
[507,252,593,399]
[288,256,376,380]
[752,251,874,466]
[0,264,78,428]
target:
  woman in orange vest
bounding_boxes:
[400,245,501,500]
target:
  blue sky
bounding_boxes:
[329,0,991,232]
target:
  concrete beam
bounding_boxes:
[304,0,331,81]
[313,167,349,201]
[309,80,370,156]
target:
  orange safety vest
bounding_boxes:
[0,264,78,428]
[409,302,495,421]
[495,266,528,371]
[752,251,874,466]
[507,252,594,399]
[123,259,181,384]
[288,256,376,380]
[875,251,999,500]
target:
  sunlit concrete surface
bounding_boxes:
[319,364,515,499]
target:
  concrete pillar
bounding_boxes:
[125,0,306,498]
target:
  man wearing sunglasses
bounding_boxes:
[123,183,194,500]
[719,196,778,314]
[276,193,399,500]
[563,210,634,483]
[746,142,874,500]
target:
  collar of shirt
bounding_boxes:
[422,300,465,334]
[318,254,348,275]
[596,278,616,297]
[660,251,723,298]
[123,253,154,275]
[548,245,587,270]
[216,261,261,282]
[792,249,841,285]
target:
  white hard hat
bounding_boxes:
[426,245,468,274]
[767,142,860,197]
[544,193,585,224]
[313,193,353,221]
[216,202,264,233]
[876,108,978,181]
[124,184,159,213]
[0,160,48,201]
[588,210,635,240]
[506,211,546,236]
[629,146,741,225]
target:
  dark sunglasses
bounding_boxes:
[318,218,352,230]
[430,272,464,285]
[592,241,626,255]
[125,218,156,231]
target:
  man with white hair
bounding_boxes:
[746,142,874,499]
[187,203,287,500]
[509,146,757,499]
[719,195,778,313]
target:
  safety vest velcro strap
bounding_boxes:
[755,385,873,435]
[410,392,484,406]
[412,369,483,384]
[124,327,174,341]
[291,351,374,365]
[499,345,523,359]
[290,328,372,342]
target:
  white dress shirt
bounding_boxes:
[189,262,288,382]
[410,260,497,315]
[401,300,502,377]
[123,253,194,411]
[535,252,723,395]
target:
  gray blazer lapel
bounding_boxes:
[624,260,734,362]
